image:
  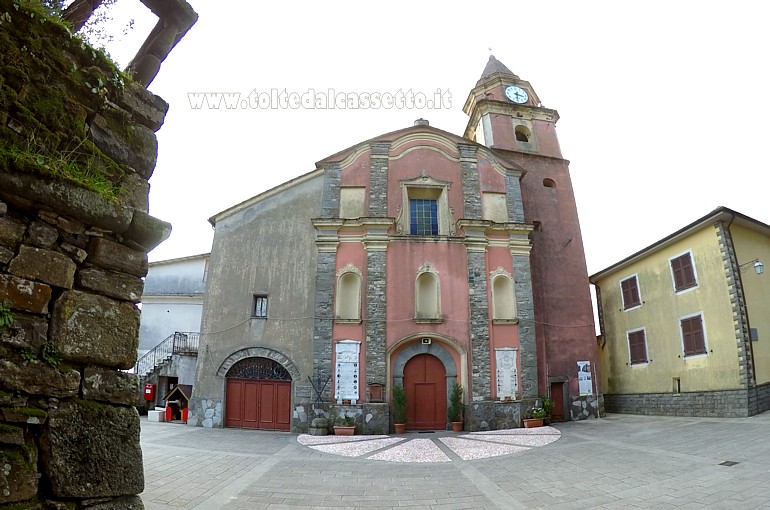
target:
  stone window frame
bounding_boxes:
[335,263,363,323]
[252,294,268,319]
[396,172,455,236]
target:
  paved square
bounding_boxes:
[141,413,770,509]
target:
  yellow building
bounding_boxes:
[590,207,769,417]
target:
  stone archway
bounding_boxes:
[218,348,300,431]
[392,337,457,430]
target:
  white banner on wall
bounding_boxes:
[334,340,360,404]
[495,348,518,400]
[577,360,593,396]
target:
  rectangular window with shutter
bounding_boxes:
[680,314,706,356]
[627,328,648,365]
[670,252,698,292]
[620,275,641,310]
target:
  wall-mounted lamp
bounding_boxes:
[739,259,764,275]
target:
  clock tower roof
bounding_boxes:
[477,55,519,84]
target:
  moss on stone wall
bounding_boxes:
[0,0,138,203]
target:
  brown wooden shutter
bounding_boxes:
[628,330,647,364]
[682,315,705,356]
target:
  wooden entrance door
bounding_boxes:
[550,382,565,421]
[404,353,447,430]
[225,379,291,431]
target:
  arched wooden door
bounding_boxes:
[404,353,447,430]
[225,357,292,431]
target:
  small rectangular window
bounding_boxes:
[627,329,648,365]
[252,295,268,318]
[409,198,438,235]
[671,252,697,292]
[681,314,706,356]
[620,275,641,310]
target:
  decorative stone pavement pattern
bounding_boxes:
[141,413,770,509]
[296,426,561,462]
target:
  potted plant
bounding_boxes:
[333,415,356,436]
[448,383,465,432]
[542,397,554,424]
[392,385,408,434]
[523,406,546,428]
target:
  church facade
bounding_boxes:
[187,57,601,432]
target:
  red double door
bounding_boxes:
[225,378,291,431]
[404,354,447,430]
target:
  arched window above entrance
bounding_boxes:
[226,357,292,381]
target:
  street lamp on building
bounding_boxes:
[739,259,764,275]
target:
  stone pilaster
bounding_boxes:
[368,142,390,216]
[511,237,537,398]
[504,169,526,223]
[458,144,481,218]
[319,164,341,218]
[362,219,392,399]
[311,221,341,399]
[462,224,490,401]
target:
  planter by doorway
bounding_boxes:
[523,418,543,428]
[451,421,463,433]
[333,426,355,436]
[394,423,406,434]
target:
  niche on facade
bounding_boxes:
[414,263,442,323]
[335,263,362,323]
[490,267,518,323]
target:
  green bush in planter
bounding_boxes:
[448,383,465,422]
[392,385,407,424]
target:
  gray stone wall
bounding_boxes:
[459,144,481,218]
[748,382,770,416]
[0,2,178,505]
[365,250,387,393]
[604,391,754,418]
[513,253,538,398]
[368,142,390,216]
[467,251,491,400]
[312,251,336,401]
[504,170,526,223]
[468,401,524,431]
[569,394,603,420]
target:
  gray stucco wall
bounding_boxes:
[189,174,324,428]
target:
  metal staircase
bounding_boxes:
[135,332,199,377]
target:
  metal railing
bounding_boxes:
[135,332,200,377]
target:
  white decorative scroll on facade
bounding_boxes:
[577,360,593,396]
[489,266,512,279]
[495,348,518,400]
[336,262,362,278]
[417,261,439,275]
[335,340,361,403]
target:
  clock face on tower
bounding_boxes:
[505,85,529,104]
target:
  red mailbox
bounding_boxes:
[143,383,156,402]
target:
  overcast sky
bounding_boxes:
[103,1,769,274]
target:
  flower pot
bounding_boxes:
[523,418,543,428]
[333,426,355,436]
[451,421,463,433]
[394,423,406,434]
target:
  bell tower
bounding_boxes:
[464,56,600,416]
[463,55,561,158]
